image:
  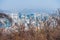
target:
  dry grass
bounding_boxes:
[0,26,60,40]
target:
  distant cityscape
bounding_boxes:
[0,9,60,30]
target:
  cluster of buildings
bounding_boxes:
[0,10,60,32]
[8,12,59,30]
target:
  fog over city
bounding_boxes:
[0,0,60,12]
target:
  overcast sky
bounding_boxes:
[0,0,60,12]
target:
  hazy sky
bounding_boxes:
[0,0,60,12]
